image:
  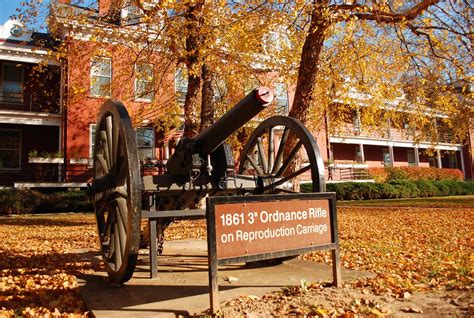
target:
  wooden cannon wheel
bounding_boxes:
[239,115,325,193]
[92,100,142,284]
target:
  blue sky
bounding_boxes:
[0,0,51,31]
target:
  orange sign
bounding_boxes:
[214,199,332,259]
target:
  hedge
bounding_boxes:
[0,189,93,215]
[368,167,464,183]
[314,180,474,201]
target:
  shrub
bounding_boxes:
[325,180,474,201]
[0,189,44,215]
[0,189,92,215]
[367,168,388,183]
[369,167,464,182]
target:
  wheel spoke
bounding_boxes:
[116,197,129,226]
[115,185,128,199]
[275,140,303,177]
[264,164,311,191]
[106,116,114,168]
[114,222,122,270]
[107,213,115,259]
[112,117,120,172]
[100,131,111,171]
[268,128,274,174]
[246,153,264,175]
[272,127,289,174]
[115,205,126,259]
[96,153,109,174]
[256,137,268,173]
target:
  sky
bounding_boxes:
[0,0,51,31]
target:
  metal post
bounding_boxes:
[331,247,342,288]
[206,200,220,314]
[149,219,158,279]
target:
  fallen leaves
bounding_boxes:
[0,214,100,317]
[302,207,474,298]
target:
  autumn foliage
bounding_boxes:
[368,167,464,183]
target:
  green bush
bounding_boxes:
[0,189,44,214]
[0,189,92,215]
[324,180,474,201]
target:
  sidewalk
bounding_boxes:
[78,240,374,317]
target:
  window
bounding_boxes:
[407,149,416,167]
[135,63,153,101]
[448,151,457,169]
[90,57,111,97]
[2,63,23,104]
[382,148,391,167]
[175,67,188,106]
[89,124,96,159]
[274,83,288,115]
[136,127,155,161]
[0,129,21,170]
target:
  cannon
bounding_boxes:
[90,87,325,283]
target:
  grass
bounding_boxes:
[338,195,474,208]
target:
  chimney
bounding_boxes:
[99,0,123,17]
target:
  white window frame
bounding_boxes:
[89,124,96,159]
[90,57,112,98]
[136,127,155,161]
[134,63,153,102]
[1,62,24,105]
[0,128,22,170]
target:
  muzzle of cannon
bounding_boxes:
[90,87,325,283]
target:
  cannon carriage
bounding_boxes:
[90,87,325,283]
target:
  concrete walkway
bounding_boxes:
[78,240,374,317]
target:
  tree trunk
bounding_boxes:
[183,2,204,139]
[288,8,329,124]
[285,7,330,191]
[200,63,215,131]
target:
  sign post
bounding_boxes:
[206,192,341,314]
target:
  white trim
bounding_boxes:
[329,163,369,169]
[70,158,92,165]
[329,136,462,151]
[14,182,88,189]
[326,179,375,184]
[0,109,62,126]
[28,157,64,164]
[89,123,96,159]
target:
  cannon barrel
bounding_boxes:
[193,87,274,154]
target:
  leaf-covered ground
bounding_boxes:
[1,206,473,317]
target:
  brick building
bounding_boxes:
[0,0,471,187]
[0,19,63,186]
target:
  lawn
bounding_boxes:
[0,203,472,316]
[339,195,474,208]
